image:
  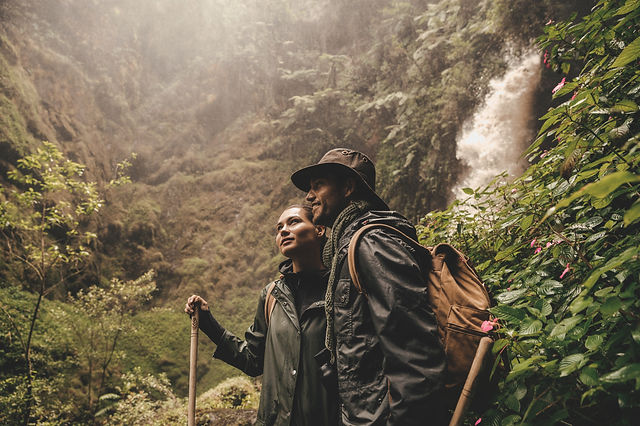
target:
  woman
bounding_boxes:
[185,205,336,426]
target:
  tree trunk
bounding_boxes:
[23,287,44,425]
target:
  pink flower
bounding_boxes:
[534,247,542,254]
[530,239,537,247]
[540,150,548,158]
[560,263,571,279]
[546,19,553,25]
[571,91,578,100]
[552,77,566,94]
[511,188,517,193]
[475,419,482,426]
[546,242,553,248]
[481,321,494,332]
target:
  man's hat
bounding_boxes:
[291,148,389,210]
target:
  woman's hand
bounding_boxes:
[185,294,209,314]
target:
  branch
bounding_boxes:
[0,303,27,353]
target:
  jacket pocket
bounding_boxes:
[444,304,489,387]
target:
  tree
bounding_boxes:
[59,271,156,417]
[0,141,101,424]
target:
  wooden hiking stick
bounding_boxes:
[449,337,493,426]
[188,308,199,426]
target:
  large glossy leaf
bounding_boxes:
[495,288,527,304]
[585,334,604,350]
[550,315,583,338]
[490,305,526,323]
[559,353,587,376]
[519,319,543,336]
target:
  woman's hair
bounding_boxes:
[285,204,313,221]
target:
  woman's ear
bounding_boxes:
[315,225,326,238]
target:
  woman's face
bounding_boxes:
[275,207,324,259]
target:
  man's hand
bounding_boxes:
[185,295,209,314]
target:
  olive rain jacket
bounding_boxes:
[331,210,446,426]
[212,261,337,426]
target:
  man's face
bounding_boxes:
[305,175,349,226]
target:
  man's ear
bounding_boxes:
[315,225,326,238]
[342,177,357,199]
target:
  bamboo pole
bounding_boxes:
[188,308,199,426]
[449,337,493,426]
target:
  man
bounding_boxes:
[291,148,446,425]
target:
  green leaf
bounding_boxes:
[585,334,604,351]
[534,299,553,317]
[501,414,522,426]
[519,319,543,336]
[555,81,578,97]
[624,200,640,226]
[580,366,599,386]
[600,296,622,316]
[495,288,527,304]
[520,214,534,231]
[559,353,587,376]
[616,0,640,16]
[585,231,606,243]
[610,100,639,113]
[462,187,474,195]
[550,315,583,338]
[490,305,526,323]
[537,280,564,296]
[514,383,527,400]
[611,36,640,68]
[495,245,519,261]
[569,296,593,315]
[601,364,640,383]
[504,393,520,412]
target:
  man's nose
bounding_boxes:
[305,190,314,202]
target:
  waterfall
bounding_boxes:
[453,51,542,199]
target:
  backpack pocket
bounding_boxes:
[444,304,489,388]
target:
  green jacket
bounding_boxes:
[213,262,337,426]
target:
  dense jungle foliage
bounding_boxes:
[3,0,637,424]
[420,1,640,423]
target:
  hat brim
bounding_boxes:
[291,163,389,210]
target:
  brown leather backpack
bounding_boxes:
[348,223,492,390]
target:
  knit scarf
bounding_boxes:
[323,199,374,364]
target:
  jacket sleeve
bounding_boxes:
[356,229,446,426]
[211,287,269,377]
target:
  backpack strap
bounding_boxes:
[264,281,278,325]
[348,223,426,295]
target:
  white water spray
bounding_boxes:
[454,51,542,199]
